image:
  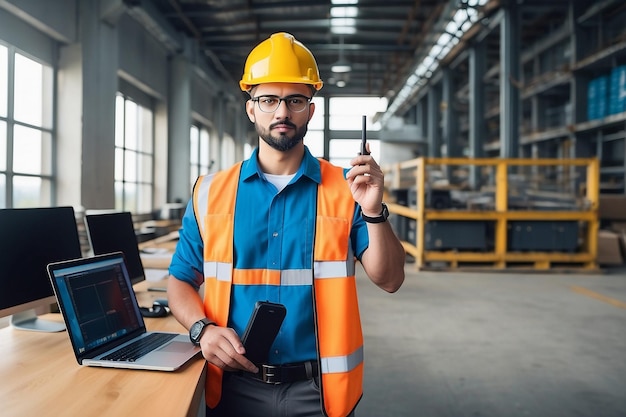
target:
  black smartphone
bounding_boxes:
[241,301,287,364]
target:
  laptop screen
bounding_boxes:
[49,254,145,358]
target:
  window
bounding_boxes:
[0,44,54,208]
[220,134,236,169]
[306,97,325,158]
[328,97,386,167]
[114,94,154,214]
[190,124,212,186]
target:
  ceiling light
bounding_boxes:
[336,80,346,87]
[331,26,356,35]
[331,59,352,73]
[331,35,352,73]
[331,7,358,18]
[330,17,356,35]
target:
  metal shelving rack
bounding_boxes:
[401,0,626,191]
[384,157,600,271]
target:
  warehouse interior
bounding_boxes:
[1,0,626,416]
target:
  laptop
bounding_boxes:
[47,252,201,371]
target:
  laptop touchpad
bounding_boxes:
[158,341,197,353]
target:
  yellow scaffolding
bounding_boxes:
[383,157,600,271]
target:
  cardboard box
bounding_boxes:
[609,222,626,259]
[597,230,623,265]
[598,195,626,220]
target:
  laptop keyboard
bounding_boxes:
[102,333,178,362]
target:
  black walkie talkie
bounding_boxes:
[360,115,369,156]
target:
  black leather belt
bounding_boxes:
[242,361,319,384]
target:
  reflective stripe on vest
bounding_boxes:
[193,159,363,417]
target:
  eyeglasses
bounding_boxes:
[251,95,312,113]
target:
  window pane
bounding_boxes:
[210,133,219,167]
[190,126,199,165]
[124,149,137,182]
[0,45,7,118]
[115,94,154,214]
[124,182,137,212]
[115,147,124,180]
[115,95,125,148]
[221,135,235,168]
[139,153,152,182]
[190,166,198,185]
[14,54,44,126]
[200,128,210,168]
[243,143,253,159]
[13,175,50,208]
[124,101,138,150]
[0,174,5,208]
[305,130,324,157]
[0,121,6,171]
[137,184,152,214]
[329,97,387,130]
[329,138,356,167]
[139,107,153,153]
[115,181,123,211]
[309,97,325,130]
[13,124,51,175]
[329,138,380,167]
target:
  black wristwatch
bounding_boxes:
[189,318,214,346]
[361,203,389,224]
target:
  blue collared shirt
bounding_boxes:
[170,146,369,364]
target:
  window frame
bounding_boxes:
[114,92,156,214]
[0,42,56,209]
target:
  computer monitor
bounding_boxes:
[0,206,82,332]
[84,211,146,285]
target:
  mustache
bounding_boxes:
[269,119,297,129]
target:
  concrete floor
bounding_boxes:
[356,264,626,417]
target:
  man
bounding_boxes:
[167,32,406,417]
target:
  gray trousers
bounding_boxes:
[206,372,356,417]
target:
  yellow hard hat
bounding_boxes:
[239,32,323,92]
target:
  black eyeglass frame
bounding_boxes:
[250,94,312,113]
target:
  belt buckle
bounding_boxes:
[260,364,280,384]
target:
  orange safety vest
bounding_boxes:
[192,158,364,417]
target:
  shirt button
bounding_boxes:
[272,232,278,237]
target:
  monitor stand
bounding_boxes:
[10,309,66,332]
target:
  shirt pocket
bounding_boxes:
[314,216,349,261]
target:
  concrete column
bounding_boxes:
[167,53,192,203]
[427,85,441,158]
[469,40,485,159]
[500,1,520,158]
[215,93,225,170]
[469,39,486,189]
[79,0,118,209]
[442,67,459,158]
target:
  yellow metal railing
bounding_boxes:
[383,157,600,270]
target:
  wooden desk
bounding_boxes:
[0,280,206,417]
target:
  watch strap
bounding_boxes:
[361,203,389,224]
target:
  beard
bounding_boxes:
[256,119,308,152]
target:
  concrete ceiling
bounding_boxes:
[150,0,448,98]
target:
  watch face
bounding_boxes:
[190,321,203,341]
